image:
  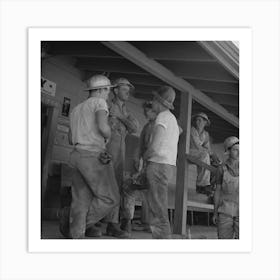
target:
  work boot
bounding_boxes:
[120,219,132,235]
[59,207,70,238]
[85,225,102,238]
[142,223,152,233]
[106,222,130,238]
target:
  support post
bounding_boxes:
[173,91,192,235]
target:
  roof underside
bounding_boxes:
[44,41,239,143]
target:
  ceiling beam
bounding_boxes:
[47,41,121,58]
[76,57,148,75]
[158,60,237,83]
[129,41,216,62]
[203,92,239,107]
[185,78,239,95]
[198,41,239,79]
[101,41,239,127]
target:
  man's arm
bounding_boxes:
[212,166,223,224]
[213,183,221,225]
[191,127,209,152]
[96,110,111,140]
[118,114,138,134]
[143,124,165,161]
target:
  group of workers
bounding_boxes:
[60,73,239,239]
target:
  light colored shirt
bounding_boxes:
[70,97,108,152]
[108,98,138,136]
[216,161,239,217]
[148,110,179,166]
[190,127,211,153]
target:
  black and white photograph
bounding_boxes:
[40,40,240,240]
[1,1,280,279]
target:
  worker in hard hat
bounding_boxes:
[212,136,239,239]
[64,74,120,239]
[143,86,180,239]
[124,101,158,232]
[104,77,139,238]
[190,112,220,195]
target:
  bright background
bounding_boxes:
[0,0,279,279]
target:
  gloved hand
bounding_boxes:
[98,151,112,165]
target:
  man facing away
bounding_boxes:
[143,86,179,239]
[67,74,120,239]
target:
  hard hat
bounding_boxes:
[113,78,135,90]
[152,86,176,110]
[224,136,239,151]
[192,112,211,126]
[84,75,113,91]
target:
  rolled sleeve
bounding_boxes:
[93,98,109,114]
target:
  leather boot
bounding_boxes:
[120,219,132,234]
[106,223,130,238]
[59,207,70,238]
[85,225,102,237]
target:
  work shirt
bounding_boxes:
[190,127,211,153]
[138,120,155,158]
[216,161,239,217]
[69,97,108,152]
[148,110,179,166]
[108,98,138,137]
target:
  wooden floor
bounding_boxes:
[41,220,218,239]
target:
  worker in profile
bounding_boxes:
[212,136,239,239]
[85,77,139,238]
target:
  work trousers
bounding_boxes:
[122,189,149,223]
[218,213,239,239]
[189,149,211,187]
[146,162,173,239]
[69,148,120,238]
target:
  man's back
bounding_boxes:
[70,97,108,152]
[149,110,179,166]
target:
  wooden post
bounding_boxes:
[173,91,192,235]
[41,93,61,211]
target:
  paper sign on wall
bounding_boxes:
[41,77,56,96]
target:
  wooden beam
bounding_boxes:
[102,41,239,128]
[48,41,121,58]
[203,92,239,107]
[158,60,237,83]
[173,92,192,235]
[186,79,239,95]
[198,41,239,79]
[76,57,148,75]
[130,41,216,62]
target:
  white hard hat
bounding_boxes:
[113,77,135,89]
[192,112,210,126]
[84,75,113,91]
[224,136,239,151]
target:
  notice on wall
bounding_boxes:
[61,97,71,117]
[41,77,56,96]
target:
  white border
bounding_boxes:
[28,27,252,253]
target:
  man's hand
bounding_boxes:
[211,154,221,165]
[212,212,218,225]
[133,158,140,172]
[110,106,123,119]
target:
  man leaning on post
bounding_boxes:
[66,74,120,239]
